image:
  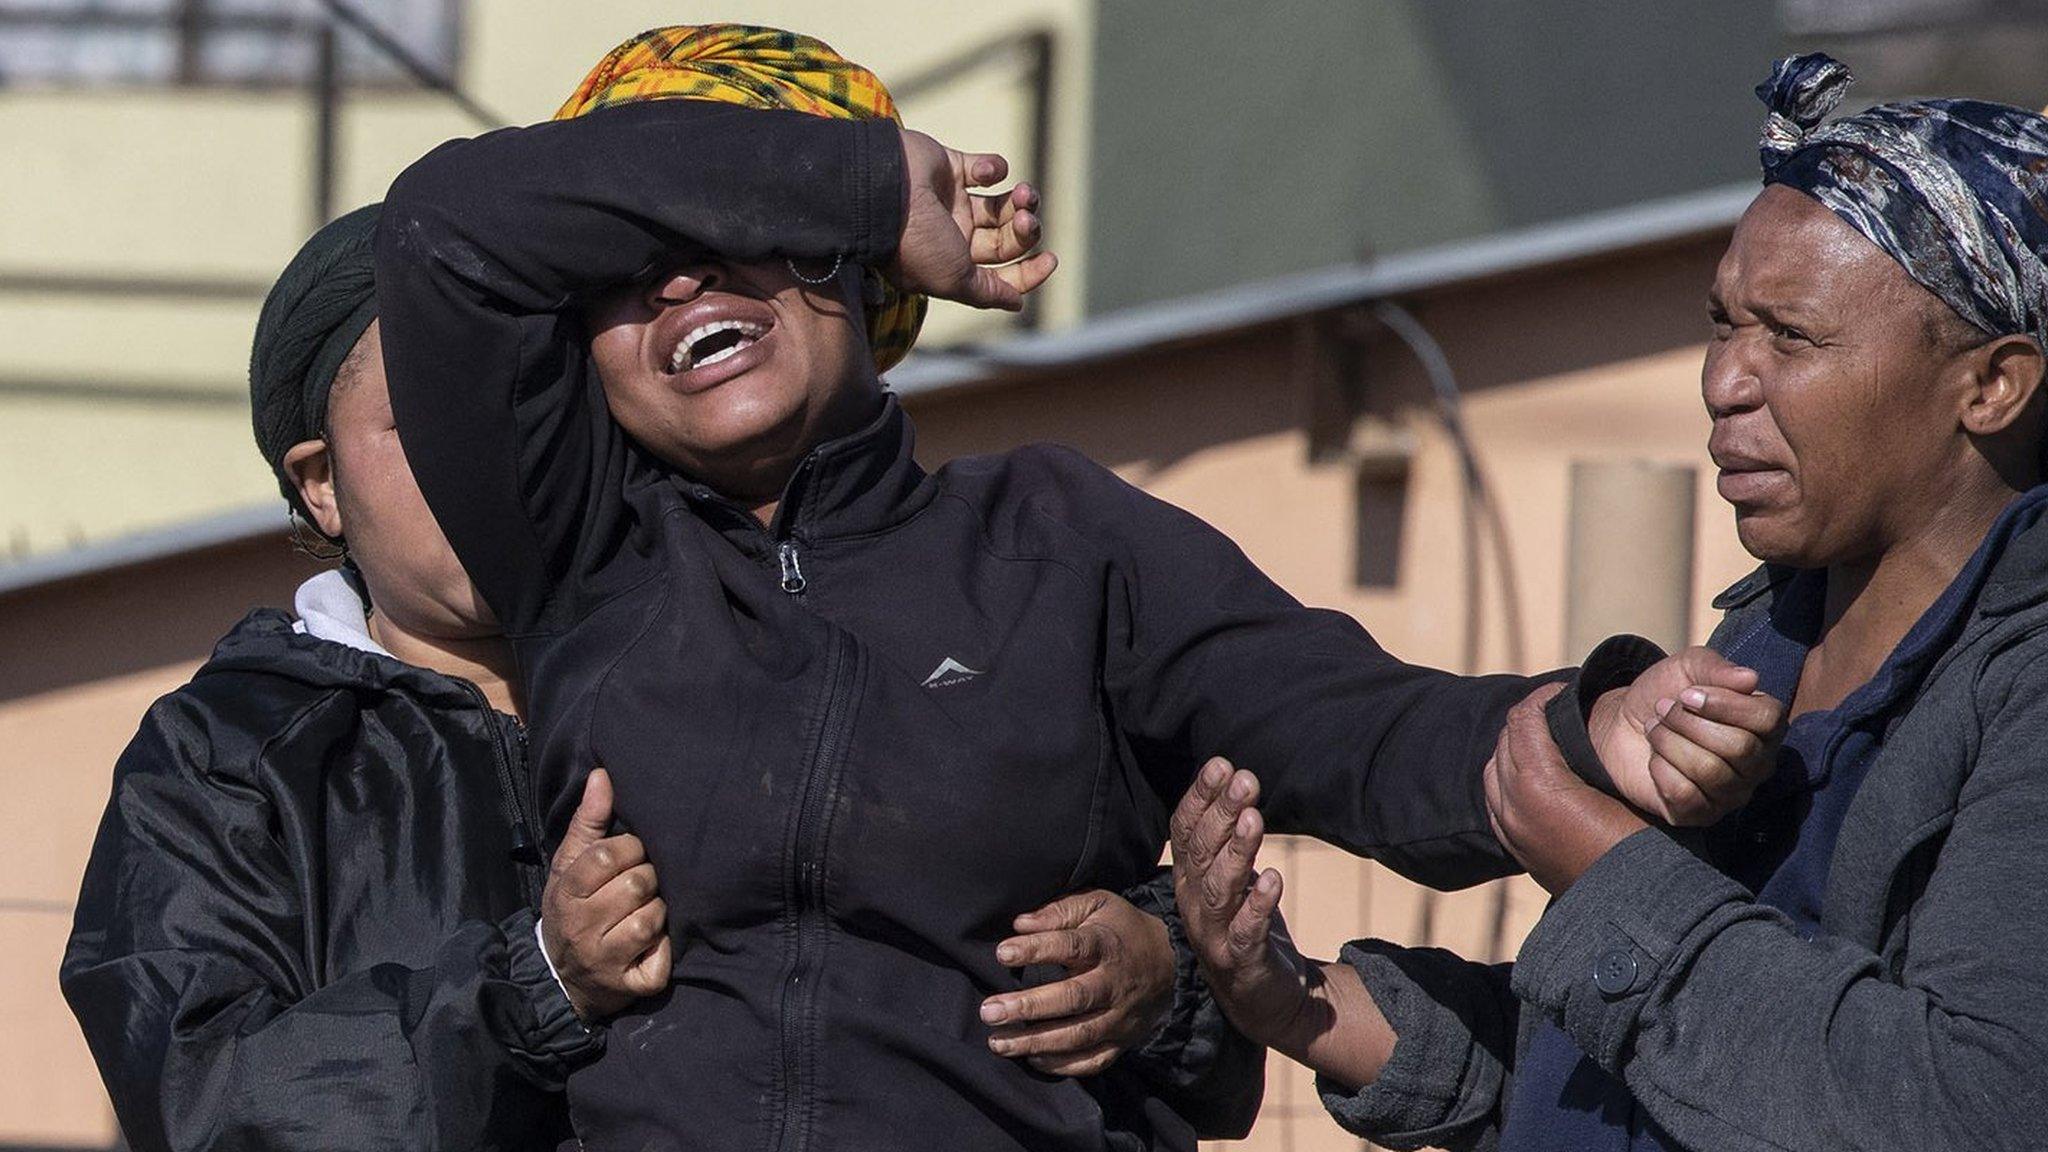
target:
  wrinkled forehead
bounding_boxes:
[1717,185,1923,310]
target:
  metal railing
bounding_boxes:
[0,0,498,285]
[308,0,501,225]
[0,9,1056,306]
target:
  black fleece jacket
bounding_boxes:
[377,99,1563,1152]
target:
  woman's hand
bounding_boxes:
[1168,758,1313,1048]
[1588,647,1785,826]
[1487,685,1649,894]
[978,889,1174,1076]
[1169,759,1401,1090]
[540,769,673,1022]
[891,129,1057,311]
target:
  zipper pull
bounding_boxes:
[778,540,807,595]
[509,819,542,866]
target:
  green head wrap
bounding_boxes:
[249,203,381,521]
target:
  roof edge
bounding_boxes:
[888,181,1756,398]
[0,504,285,598]
[0,183,1759,598]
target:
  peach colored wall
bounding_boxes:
[0,234,1742,1150]
[2,666,213,1147]
[0,535,315,1146]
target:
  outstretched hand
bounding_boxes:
[539,769,673,1022]
[1168,758,1311,1049]
[978,889,1174,1077]
[1167,758,1401,1092]
[891,129,1057,311]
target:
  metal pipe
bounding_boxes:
[311,19,339,228]
[0,9,301,34]
[0,271,269,300]
[888,28,1050,100]
[1369,300,1529,672]
[317,0,504,127]
[1020,29,1055,332]
[174,0,206,85]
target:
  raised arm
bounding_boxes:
[376,101,908,630]
[1043,442,1766,888]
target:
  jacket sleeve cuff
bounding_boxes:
[1545,634,1667,799]
[1510,827,1745,1070]
[1316,941,1514,1149]
[1121,869,1216,1074]
[851,118,907,264]
[501,906,606,1077]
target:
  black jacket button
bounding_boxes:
[1594,949,1639,995]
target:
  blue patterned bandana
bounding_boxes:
[1756,52,2048,347]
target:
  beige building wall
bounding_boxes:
[1,535,328,1148]
[0,0,1092,565]
[0,225,1747,1149]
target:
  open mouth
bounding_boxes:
[667,319,771,375]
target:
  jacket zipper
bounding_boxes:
[778,540,807,595]
[768,456,819,598]
[459,681,543,908]
[769,630,857,1152]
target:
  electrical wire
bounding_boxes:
[1369,300,1530,958]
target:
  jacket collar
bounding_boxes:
[292,569,394,658]
[1976,501,2048,615]
[1697,490,2048,943]
[1825,493,2048,941]
[1711,563,1796,614]
[203,602,488,711]
[675,391,935,553]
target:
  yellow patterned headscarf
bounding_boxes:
[557,25,925,372]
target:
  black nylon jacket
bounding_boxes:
[60,609,593,1151]
[377,100,1561,1151]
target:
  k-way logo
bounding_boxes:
[921,657,985,688]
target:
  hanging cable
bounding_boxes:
[1369,300,1530,958]
[1369,300,1529,672]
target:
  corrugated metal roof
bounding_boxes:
[0,181,1754,598]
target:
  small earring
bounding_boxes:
[786,254,845,286]
[287,507,346,562]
